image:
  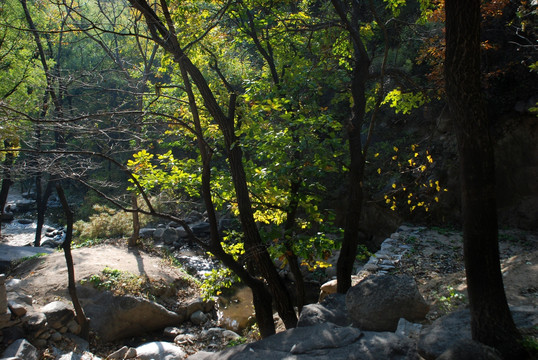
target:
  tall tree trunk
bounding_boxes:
[445,1,527,358]
[332,0,371,294]
[180,63,278,337]
[56,183,90,340]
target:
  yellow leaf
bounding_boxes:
[434,196,439,202]
[374,153,379,157]
[377,168,381,174]
[392,183,397,189]
[414,152,419,157]
[427,155,433,163]
[386,198,391,204]
[393,146,399,152]
[392,155,398,160]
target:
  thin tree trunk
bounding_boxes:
[56,183,90,340]
[0,141,15,219]
[128,194,140,247]
[445,1,527,358]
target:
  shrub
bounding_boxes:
[73,204,149,240]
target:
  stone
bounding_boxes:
[297,293,351,327]
[163,326,182,338]
[24,312,47,334]
[8,302,27,317]
[153,228,165,240]
[2,338,38,360]
[161,228,179,245]
[346,274,429,332]
[135,341,186,360]
[190,310,208,325]
[187,323,418,360]
[436,339,502,360]
[139,228,156,238]
[222,330,241,341]
[395,318,423,338]
[67,319,81,334]
[79,288,184,342]
[192,222,210,236]
[418,308,536,360]
[50,330,63,342]
[5,279,22,292]
[41,301,74,329]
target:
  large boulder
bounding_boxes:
[187,322,418,360]
[78,286,184,342]
[418,307,537,360]
[346,274,429,331]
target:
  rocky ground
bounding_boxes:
[0,222,536,359]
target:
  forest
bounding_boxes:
[0,0,536,358]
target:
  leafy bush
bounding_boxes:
[73,204,149,241]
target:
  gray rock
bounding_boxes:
[190,310,208,325]
[297,293,350,327]
[136,341,186,360]
[161,228,179,245]
[153,228,165,240]
[346,274,429,331]
[79,288,184,342]
[436,339,502,360]
[139,228,156,239]
[187,323,418,360]
[192,222,210,236]
[2,338,38,360]
[222,330,241,341]
[396,318,423,338]
[418,308,536,360]
[41,301,75,329]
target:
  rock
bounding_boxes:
[161,228,179,245]
[163,326,182,338]
[153,228,165,240]
[174,333,196,345]
[135,341,186,360]
[139,228,156,238]
[2,338,38,360]
[346,274,429,332]
[190,310,208,325]
[8,301,27,317]
[79,288,184,342]
[23,312,47,334]
[418,308,536,360]
[5,279,22,292]
[395,318,422,338]
[297,293,350,327]
[436,339,503,360]
[187,323,418,360]
[222,330,241,341]
[41,301,75,329]
[192,222,210,236]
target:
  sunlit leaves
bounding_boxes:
[382,89,427,114]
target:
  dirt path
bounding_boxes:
[7,242,196,305]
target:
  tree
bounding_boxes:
[444,0,528,358]
[125,0,298,336]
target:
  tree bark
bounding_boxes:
[127,0,298,332]
[332,0,371,294]
[445,1,527,358]
[56,183,90,340]
[0,141,15,224]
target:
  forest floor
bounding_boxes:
[1,224,537,357]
